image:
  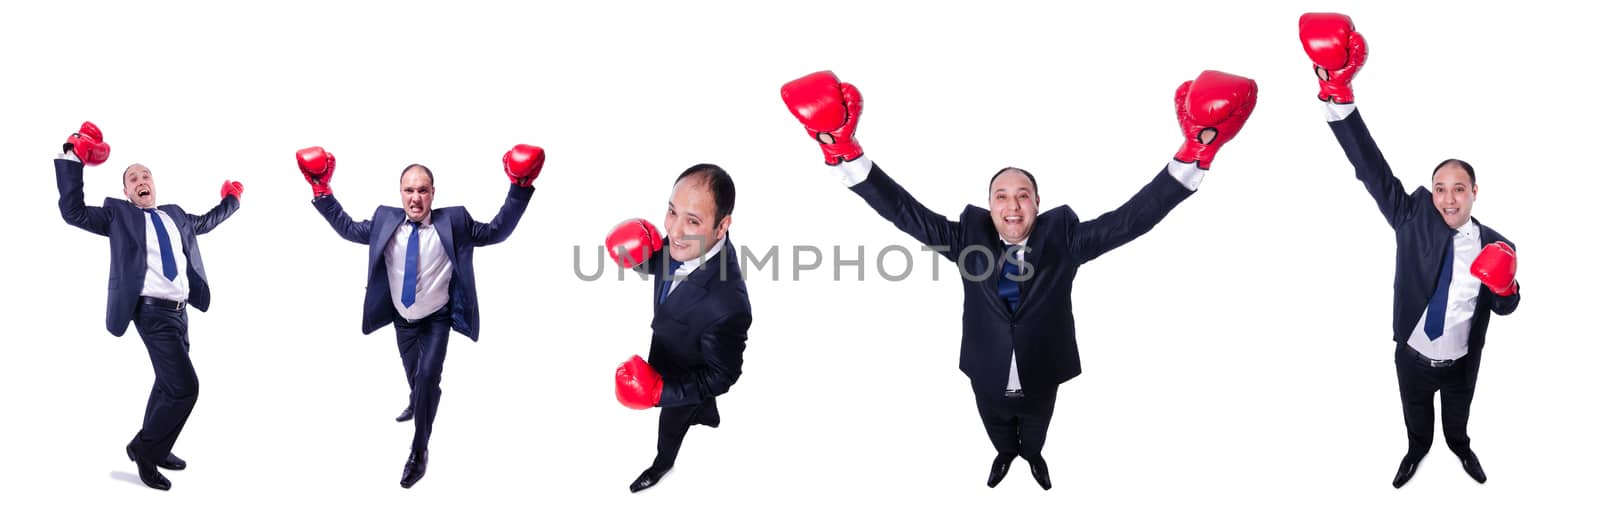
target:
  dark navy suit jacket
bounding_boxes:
[312,184,533,341]
[849,163,1194,395]
[55,159,239,336]
[1330,109,1520,351]
[637,238,752,416]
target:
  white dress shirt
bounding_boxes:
[1405,221,1483,360]
[138,208,189,302]
[385,214,454,320]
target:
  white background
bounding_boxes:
[1,0,1593,514]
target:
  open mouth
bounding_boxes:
[137,189,151,198]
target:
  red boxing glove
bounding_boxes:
[220,180,244,200]
[502,144,545,187]
[1299,13,1367,104]
[296,146,336,197]
[615,355,663,410]
[781,70,864,165]
[1173,70,1258,170]
[605,218,663,269]
[1471,241,1518,296]
[64,121,111,166]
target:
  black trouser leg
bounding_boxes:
[1441,351,1481,457]
[396,311,451,452]
[973,385,1021,459]
[652,404,701,471]
[129,304,198,461]
[1017,386,1059,462]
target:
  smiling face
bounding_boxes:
[399,166,435,222]
[1431,163,1477,229]
[663,175,731,262]
[123,164,157,209]
[988,168,1039,244]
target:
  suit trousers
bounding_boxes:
[396,309,451,452]
[129,302,199,462]
[653,398,720,471]
[1394,341,1482,460]
[973,382,1059,461]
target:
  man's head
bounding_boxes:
[123,164,157,209]
[664,163,735,262]
[1431,158,1477,229]
[399,164,435,222]
[988,167,1039,244]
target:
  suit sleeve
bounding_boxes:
[1329,108,1421,228]
[186,195,239,235]
[468,184,534,246]
[657,310,751,407]
[846,162,964,261]
[312,194,374,244]
[55,159,112,236]
[1068,169,1195,263]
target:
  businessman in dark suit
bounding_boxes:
[54,121,242,490]
[297,144,543,488]
[607,164,752,493]
[1301,13,1521,488]
[778,70,1257,489]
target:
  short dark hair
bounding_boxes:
[1431,158,1476,184]
[989,167,1038,196]
[674,163,736,226]
[400,164,435,185]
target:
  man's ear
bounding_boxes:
[715,214,733,241]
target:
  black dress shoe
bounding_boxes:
[1459,451,1487,484]
[396,407,415,422]
[126,444,171,491]
[400,449,428,489]
[629,466,669,493]
[1392,457,1420,488]
[159,453,187,471]
[1027,457,1052,490]
[987,455,1014,488]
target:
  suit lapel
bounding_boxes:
[371,211,403,270]
[974,233,1009,317]
[434,210,457,267]
[656,244,727,319]
[157,205,189,255]
[117,200,148,270]
[1013,244,1035,313]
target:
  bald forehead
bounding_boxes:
[124,164,149,178]
[1432,164,1472,185]
[989,169,1035,193]
[400,166,434,186]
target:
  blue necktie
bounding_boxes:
[658,259,684,305]
[401,221,421,308]
[144,209,178,281]
[1423,234,1455,340]
[997,255,1022,312]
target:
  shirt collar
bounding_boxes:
[407,212,433,228]
[673,236,727,276]
[1000,236,1029,258]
